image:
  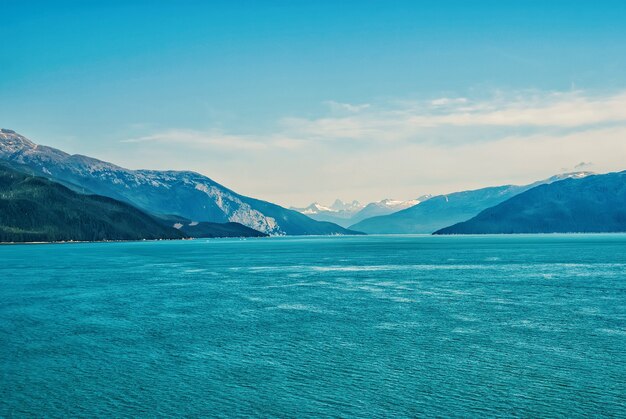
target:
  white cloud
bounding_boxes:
[280,90,626,143]
[122,129,304,151]
[430,97,469,107]
[324,100,371,113]
[117,89,626,206]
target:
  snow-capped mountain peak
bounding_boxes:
[330,199,364,212]
[547,171,594,182]
[374,195,431,209]
[299,202,335,214]
[0,129,37,153]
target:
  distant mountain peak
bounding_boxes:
[291,196,427,227]
[371,196,429,209]
[330,199,364,212]
[291,200,362,215]
[298,202,335,214]
[548,171,594,182]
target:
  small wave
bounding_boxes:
[375,321,419,330]
[452,327,478,334]
[598,328,626,336]
[274,304,327,313]
[310,265,391,272]
[387,296,414,303]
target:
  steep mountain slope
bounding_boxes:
[0,164,184,242]
[349,174,591,234]
[0,129,359,236]
[434,172,626,234]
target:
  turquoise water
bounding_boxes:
[1,235,625,417]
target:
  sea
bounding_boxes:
[1,235,625,417]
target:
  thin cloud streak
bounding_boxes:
[122,129,304,151]
[324,100,371,113]
[125,90,626,148]
[282,90,626,142]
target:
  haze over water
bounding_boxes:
[1,235,625,417]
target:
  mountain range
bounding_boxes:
[348,172,592,234]
[0,162,268,242]
[291,196,430,227]
[2,128,622,240]
[0,129,360,236]
[435,171,626,234]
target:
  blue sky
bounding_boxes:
[2,1,626,205]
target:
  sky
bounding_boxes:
[2,0,626,207]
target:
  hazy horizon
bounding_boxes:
[3,1,626,207]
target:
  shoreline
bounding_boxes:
[2,232,626,246]
[0,236,268,246]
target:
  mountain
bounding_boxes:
[292,202,347,217]
[0,129,360,236]
[290,200,364,225]
[349,173,592,234]
[351,196,430,224]
[329,199,364,213]
[291,197,428,227]
[434,171,626,235]
[0,163,185,242]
